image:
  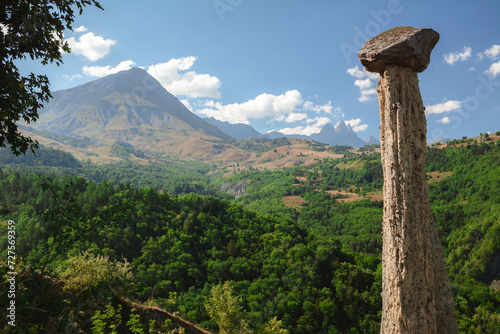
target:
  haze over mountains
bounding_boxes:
[27,68,378,159]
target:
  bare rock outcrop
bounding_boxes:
[358,26,458,334]
[358,26,439,73]
[220,181,247,198]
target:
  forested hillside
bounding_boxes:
[0,135,499,333]
[0,171,381,333]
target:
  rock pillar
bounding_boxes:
[358,26,458,334]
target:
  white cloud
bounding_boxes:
[63,73,83,81]
[272,90,304,113]
[347,65,379,102]
[358,88,377,102]
[277,117,331,136]
[485,61,500,78]
[302,100,342,116]
[66,32,116,61]
[443,46,472,65]
[147,57,222,98]
[83,60,136,77]
[425,100,462,114]
[478,45,500,60]
[485,45,500,59]
[302,101,314,110]
[347,66,379,80]
[196,90,304,124]
[354,79,372,89]
[437,117,451,124]
[74,25,88,33]
[180,99,193,111]
[354,124,368,132]
[285,113,308,123]
[345,119,361,127]
[315,117,332,127]
[345,118,368,132]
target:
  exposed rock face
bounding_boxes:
[358,26,440,73]
[358,27,458,333]
[220,181,247,198]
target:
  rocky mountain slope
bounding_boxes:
[30,68,231,147]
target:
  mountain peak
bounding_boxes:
[335,120,349,133]
[89,67,164,96]
[31,67,232,143]
[320,123,335,133]
[364,135,380,145]
[308,121,368,148]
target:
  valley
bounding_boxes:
[1,68,499,333]
[1,128,500,333]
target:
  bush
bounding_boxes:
[56,251,133,294]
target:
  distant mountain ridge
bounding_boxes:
[27,68,378,161]
[364,135,380,145]
[205,117,262,141]
[206,117,379,148]
[310,121,369,148]
[429,137,452,145]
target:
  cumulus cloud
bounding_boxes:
[302,100,342,116]
[196,90,304,124]
[345,118,368,132]
[478,44,500,61]
[443,46,472,65]
[347,66,379,102]
[147,57,222,99]
[354,79,372,89]
[194,89,341,126]
[437,117,451,124]
[425,100,462,114]
[284,113,308,123]
[485,61,500,78]
[277,117,331,136]
[347,66,379,80]
[83,60,136,77]
[66,32,116,61]
[180,99,193,111]
[74,25,88,33]
[359,88,378,102]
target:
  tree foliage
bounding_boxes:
[0,0,102,155]
[205,282,249,334]
[0,135,499,333]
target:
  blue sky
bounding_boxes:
[24,0,500,141]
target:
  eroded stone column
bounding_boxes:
[358,27,458,334]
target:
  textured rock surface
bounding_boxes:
[358,26,458,333]
[377,66,458,333]
[358,26,439,73]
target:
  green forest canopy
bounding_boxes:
[0,137,499,333]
